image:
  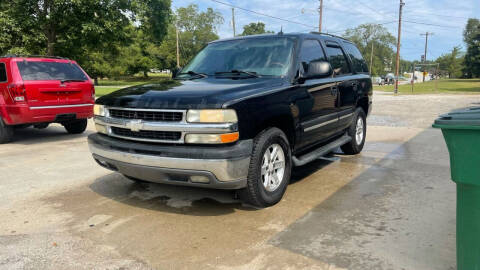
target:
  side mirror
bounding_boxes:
[306,61,333,79]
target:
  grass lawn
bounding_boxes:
[95,73,171,97]
[95,87,126,97]
[373,79,480,94]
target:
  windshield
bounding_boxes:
[180,37,296,77]
[16,61,88,81]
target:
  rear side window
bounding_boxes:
[343,42,369,73]
[325,45,351,75]
[299,39,326,74]
[0,63,7,82]
[16,61,87,81]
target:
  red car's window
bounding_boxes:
[16,61,87,81]
[0,63,7,82]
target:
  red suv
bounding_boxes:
[0,55,95,143]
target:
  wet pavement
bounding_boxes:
[0,92,478,269]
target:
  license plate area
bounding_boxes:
[55,113,77,122]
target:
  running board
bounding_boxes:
[292,135,352,167]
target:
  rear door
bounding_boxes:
[323,41,356,132]
[14,59,93,108]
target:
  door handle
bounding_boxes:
[331,86,338,96]
[352,82,358,91]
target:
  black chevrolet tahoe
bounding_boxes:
[88,33,372,207]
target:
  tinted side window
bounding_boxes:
[299,39,326,73]
[325,45,351,75]
[0,63,7,82]
[343,42,369,73]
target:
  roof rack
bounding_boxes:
[309,32,349,41]
[1,54,69,60]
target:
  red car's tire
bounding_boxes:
[0,117,14,144]
[63,119,88,134]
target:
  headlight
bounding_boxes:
[186,109,237,123]
[94,104,106,116]
[185,132,239,144]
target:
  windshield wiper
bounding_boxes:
[60,79,86,84]
[215,70,260,78]
[177,71,208,79]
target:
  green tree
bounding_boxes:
[0,0,171,81]
[343,23,396,76]
[463,18,480,78]
[240,22,274,36]
[436,46,464,78]
[158,4,223,69]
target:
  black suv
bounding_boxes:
[88,33,372,207]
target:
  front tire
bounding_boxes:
[239,128,292,208]
[63,119,88,134]
[0,118,14,144]
[341,108,366,155]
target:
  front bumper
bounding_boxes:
[88,133,252,189]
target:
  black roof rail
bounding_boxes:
[0,54,69,60]
[309,32,349,41]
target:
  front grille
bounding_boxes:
[111,127,182,141]
[109,109,183,122]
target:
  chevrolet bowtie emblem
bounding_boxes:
[127,119,143,132]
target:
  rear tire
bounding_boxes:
[0,118,13,144]
[63,119,88,134]
[341,108,366,155]
[239,127,292,208]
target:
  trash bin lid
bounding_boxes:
[433,107,480,129]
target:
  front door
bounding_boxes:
[296,39,338,149]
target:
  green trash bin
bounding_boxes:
[433,107,480,270]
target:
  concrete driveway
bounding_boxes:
[1,92,478,270]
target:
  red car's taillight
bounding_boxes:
[7,83,26,103]
[91,84,96,100]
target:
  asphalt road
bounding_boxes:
[0,92,478,270]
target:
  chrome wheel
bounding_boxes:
[355,117,364,145]
[261,144,285,192]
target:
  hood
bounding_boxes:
[96,77,287,109]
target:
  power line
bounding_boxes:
[403,20,459,29]
[356,0,396,20]
[328,21,397,34]
[403,10,471,20]
[210,0,318,29]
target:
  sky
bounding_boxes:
[171,0,480,61]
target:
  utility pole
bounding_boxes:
[369,26,378,75]
[176,26,180,68]
[318,0,323,32]
[420,32,433,82]
[369,41,374,75]
[394,0,405,94]
[232,8,236,37]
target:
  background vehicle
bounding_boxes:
[0,56,95,143]
[88,33,372,207]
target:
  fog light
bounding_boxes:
[95,124,107,134]
[190,175,210,183]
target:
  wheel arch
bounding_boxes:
[257,114,296,149]
[357,96,369,115]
